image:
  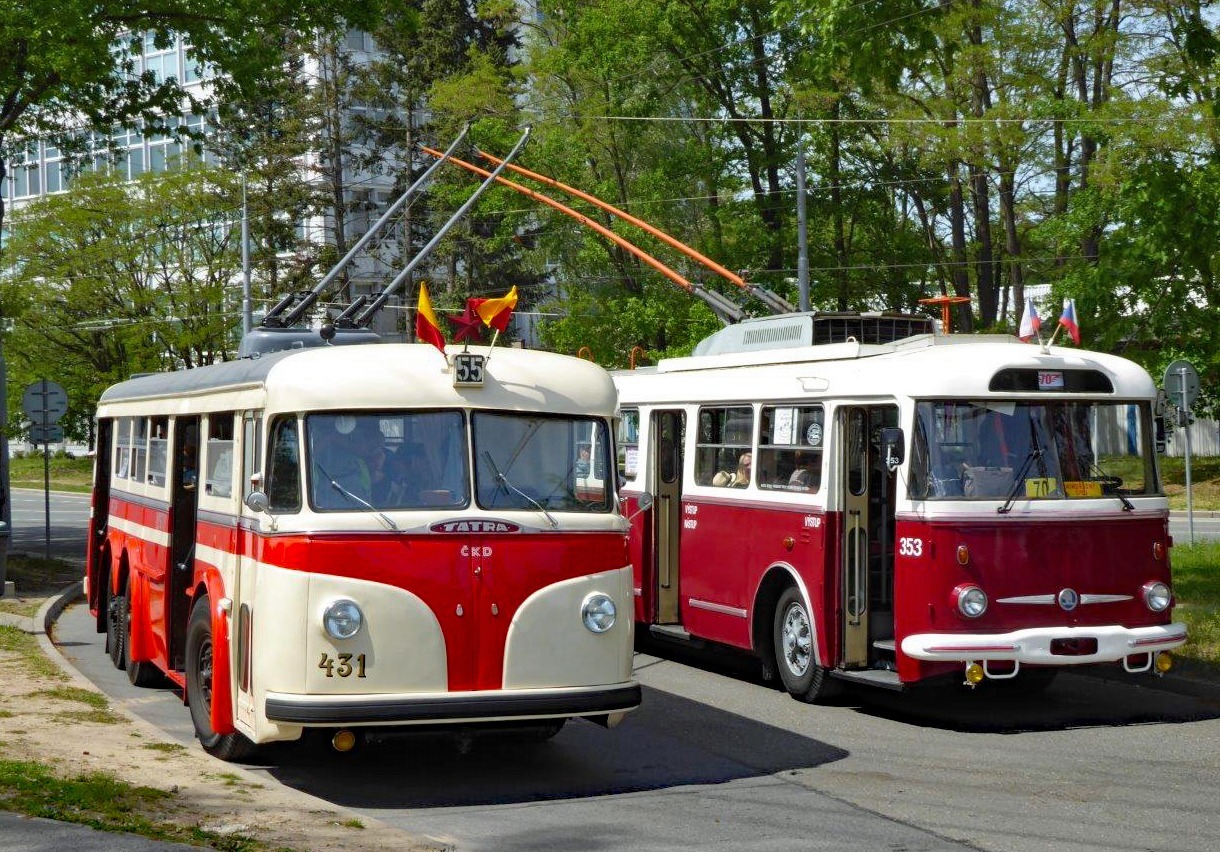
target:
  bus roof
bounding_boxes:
[614,334,1157,403]
[97,344,619,418]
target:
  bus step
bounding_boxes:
[873,639,896,652]
[649,624,693,642]
[829,668,904,691]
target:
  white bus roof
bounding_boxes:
[613,334,1157,403]
[97,344,619,418]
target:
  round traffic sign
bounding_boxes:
[1162,360,1200,410]
[21,379,68,423]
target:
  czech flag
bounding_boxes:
[1018,296,1041,342]
[471,285,518,332]
[1059,298,1081,345]
[415,282,446,353]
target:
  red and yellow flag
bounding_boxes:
[471,285,518,333]
[415,282,446,353]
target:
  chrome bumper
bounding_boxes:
[900,623,1187,665]
[265,682,640,726]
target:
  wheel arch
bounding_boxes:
[752,562,825,670]
[192,568,236,737]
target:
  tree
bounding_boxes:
[0,0,389,238]
[3,166,243,439]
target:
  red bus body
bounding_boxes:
[86,344,639,758]
[615,314,1184,700]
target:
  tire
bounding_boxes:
[107,588,126,670]
[773,587,840,703]
[186,596,256,762]
[123,587,165,688]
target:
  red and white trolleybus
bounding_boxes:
[85,342,639,758]
[613,312,1186,700]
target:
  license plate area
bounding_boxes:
[1050,637,1098,656]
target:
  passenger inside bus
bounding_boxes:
[787,451,819,490]
[713,452,752,487]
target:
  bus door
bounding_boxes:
[168,416,200,670]
[651,410,684,624]
[87,419,114,628]
[838,405,898,668]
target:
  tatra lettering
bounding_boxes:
[431,519,519,533]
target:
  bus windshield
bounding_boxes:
[474,413,613,513]
[909,400,1160,501]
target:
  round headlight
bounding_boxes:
[323,599,364,640]
[1143,581,1171,612]
[581,593,617,633]
[956,585,988,618]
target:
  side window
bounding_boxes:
[147,417,169,487]
[695,406,753,487]
[114,417,132,480]
[266,415,301,512]
[242,412,262,501]
[205,412,235,498]
[132,417,149,484]
[758,405,824,493]
[618,409,639,482]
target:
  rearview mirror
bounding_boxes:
[880,427,905,471]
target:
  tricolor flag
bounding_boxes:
[1059,298,1081,345]
[1018,296,1041,342]
[414,282,446,353]
[471,285,518,332]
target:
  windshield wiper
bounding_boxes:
[997,448,1044,515]
[316,463,398,530]
[482,451,558,528]
[1090,462,1135,512]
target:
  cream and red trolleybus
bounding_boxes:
[614,312,1185,701]
[85,343,639,758]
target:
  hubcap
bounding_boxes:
[198,639,214,708]
[781,602,811,677]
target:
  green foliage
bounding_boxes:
[1170,541,1220,666]
[3,166,242,430]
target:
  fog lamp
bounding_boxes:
[964,662,985,685]
[1155,652,1174,674]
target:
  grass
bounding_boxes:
[0,759,266,851]
[1172,540,1220,667]
[1160,455,1220,512]
[0,626,66,683]
[8,454,94,494]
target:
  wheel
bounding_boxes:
[122,586,165,687]
[773,587,840,703]
[107,588,126,670]
[186,595,256,761]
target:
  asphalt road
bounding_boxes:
[54,601,1220,852]
[7,488,90,562]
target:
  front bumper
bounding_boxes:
[265,682,641,726]
[900,622,1187,665]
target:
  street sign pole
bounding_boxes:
[21,379,69,564]
[1180,368,1194,545]
[1163,360,1199,547]
[41,395,51,560]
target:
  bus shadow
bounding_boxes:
[258,684,848,809]
[633,634,1220,734]
[842,670,1220,733]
